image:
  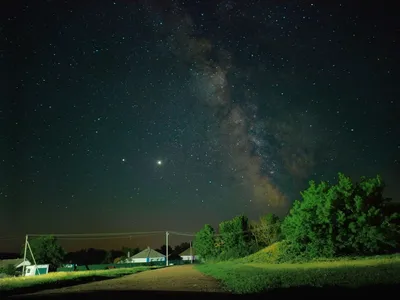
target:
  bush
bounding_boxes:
[0,264,16,276]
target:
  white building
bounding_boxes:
[122,247,165,263]
[179,247,199,262]
[24,264,50,276]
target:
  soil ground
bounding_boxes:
[12,265,225,298]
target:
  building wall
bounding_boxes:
[25,265,49,276]
[124,257,165,263]
[181,255,199,261]
[149,257,165,262]
[131,258,147,263]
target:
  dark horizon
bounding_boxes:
[1,230,198,253]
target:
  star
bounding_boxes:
[4,0,398,257]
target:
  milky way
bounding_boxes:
[148,1,293,208]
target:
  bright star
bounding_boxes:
[157,160,162,165]
[122,158,126,162]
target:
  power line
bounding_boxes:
[27,231,166,237]
[20,223,279,241]
[56,233,163,241]
[18,223,399,243]
[0,236,20,241]
[169,231,196,237]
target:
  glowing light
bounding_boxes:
[157,160,162,165]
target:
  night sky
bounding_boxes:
[2,0,399,252]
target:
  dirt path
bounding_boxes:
[17,265,223,297]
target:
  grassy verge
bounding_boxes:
[0,266,156,297]
[196,254,400,294]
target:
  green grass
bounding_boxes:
[236,241,282,264]
[196,254,400,294]
[0,266,156,296]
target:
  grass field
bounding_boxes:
[196,254,400,294]
[0,266,155,296]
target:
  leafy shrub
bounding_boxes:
[0,264,16,276]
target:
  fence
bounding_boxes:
[56,259,194,272]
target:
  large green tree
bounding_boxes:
[170,242,190,260]
[333,174,399,254]
[156,244,173,256]
[23,236,65,270]
[121,246,140,257]
[193,224,216,260]
[173,242,190,255]
[251,213,281,248]
[282,173,400,259]
[219,215,252,259]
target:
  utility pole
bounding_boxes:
[190,240,193,264]
[27,239,38,274]
[22,235,28,276]
[165,231,169,267]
